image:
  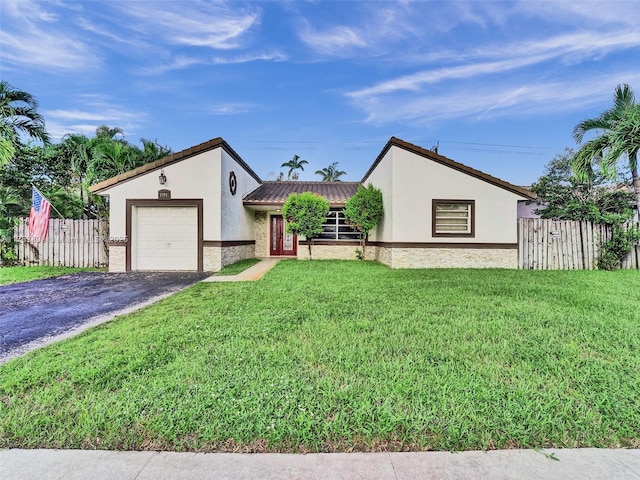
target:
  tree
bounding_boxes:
[138,138,171,163]
[95,124,124,140]
[0,186,27,264]
[281,192,329,259]
[531,149,634,221]
[343,184,383,259]
[0,81,50,165]
[281,154,308,180]
[572,83,640,213]
[315,162,346,182]
[57,126,171,218]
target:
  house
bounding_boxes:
[89,136,536,271]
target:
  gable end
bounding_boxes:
[90,137,261,193]
[362,137,536,200]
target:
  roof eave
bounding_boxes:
[362,137,537,201]
[89,137,261,194]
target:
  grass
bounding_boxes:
[1,261,639,452]
[0,266,99,285]
[214,258,261,276]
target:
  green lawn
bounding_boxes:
[0,266,99,285]
[214,258,260,276]
[1,261,639,452]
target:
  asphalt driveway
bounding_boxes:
[0,271,210,363]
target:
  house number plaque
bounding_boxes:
[158,189,171,200]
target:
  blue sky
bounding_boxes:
[1,1,639,186]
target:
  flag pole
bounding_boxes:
[31,184,65,219]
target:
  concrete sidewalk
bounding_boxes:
[1,448,638,480]
[202,258,281,282]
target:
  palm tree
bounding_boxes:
[572,84,640,213]
[0,186,27,262]
[315,162,346,182]
[139,138,171,163]
[281,154,308,180]
[95,125,125,140]
[59,133,95,208]
[0,81,50,165]
[0,122,14,166]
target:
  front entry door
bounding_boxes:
[270,215,297,256]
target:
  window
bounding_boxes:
[317,209,360,240]
[432,200,475,237]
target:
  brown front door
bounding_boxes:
[270,215,297,256]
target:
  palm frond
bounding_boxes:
[572,135,610,181]
[572,117,611,143]
[613,83,635,112]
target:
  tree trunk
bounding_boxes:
[361,233,367,260]
[308,240,312,260]
[629,152,640,221]
[632,164,640,219]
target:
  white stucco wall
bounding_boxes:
[102,148,222,241]
[220,149,260,240]
[367,146,524,244]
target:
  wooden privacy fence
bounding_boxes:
[518,218,640,270]
[14,218,108,268]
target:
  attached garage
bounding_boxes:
[125,199,204,272]
[89,138,260,273]
[134,206,198,271]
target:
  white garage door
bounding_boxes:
[135,206,198,271]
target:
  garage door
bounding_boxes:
[135,206,198,271]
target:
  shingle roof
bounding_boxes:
[363,137,537,201]
[89,137,261,193]
[243,181,360,206]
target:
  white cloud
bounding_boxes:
[141,51,288,75]
[295,3,420,58]
[75,16,146,48]
[1,0,59,23]
[298,22,368,56]
[349,29,640,99]
[513,1,640,28]
[348,55,550,99]
[349,70,640,126]
[209,102,255,115]
[44,105,145,141]
[45,121,101,140]
[211,52,288,64]
[0,0,269,75]
[0,1,96,72]
[344,6,640,126]
[118,0,260,50]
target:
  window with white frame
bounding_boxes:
[317,209,360,240]
[432,200,475,237]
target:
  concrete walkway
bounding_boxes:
[1,448,638,479]
[202,258,281,282]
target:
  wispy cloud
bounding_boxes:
[0,0,271,76]
[0,0,96,72]
[208,102,255,115]
[74,16,146,48]
[295,3,417,58]
[349,70,640,126]
[117,0,260,50]
[211,52,288,64]
[298,22,368,56]
[44,103,146,141]
[141,51,287,75]
[349,29,640,99]
[345,2,640,126]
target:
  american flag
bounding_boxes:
[28,186,51,239]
